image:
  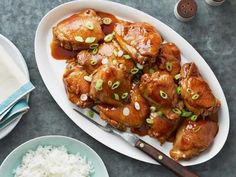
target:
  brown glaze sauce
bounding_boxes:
[131,125,149,136]
[97,11,119,35]
[51,11,119,60]
[51,40,78,60]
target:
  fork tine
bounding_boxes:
[73,108,113,133]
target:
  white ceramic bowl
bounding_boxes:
[0,135,109,177]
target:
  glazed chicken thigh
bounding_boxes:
[98,87,149,130]
[114,22,162,65]
[147,111,181,144]
[89,56,134,107]
[53,9,104,50]
[170,119,218,160]
[63,60,94,108]
[139,71,181,120]
[158,42,181,77]
[180,63,220,116]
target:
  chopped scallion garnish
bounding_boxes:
[131,67,139,74]
[177,86,181,95]
[95,79,103,91]
[74,35,84,42]
[85,37,96,43]
[172,108,182,115]
[121,92,129,100]
[102,17,112,25]
[123,54,131,59]
[113,93,120,100]
[192,94,199,100]
[174,73,181,80]
[146,118,154,125]
[190,114,198,121]
[85,21,94,30]
[111,81,120,90]
[181,110,192,117]
[104,33,113,42]
[150,106,156,112]
[160,90,168,99]
[166,62,172,71]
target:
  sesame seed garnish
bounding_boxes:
[136,63,144,69]
[123,107,130,116]
[102,58,108,65]
[134,102,140,110]
[80,94,88,101]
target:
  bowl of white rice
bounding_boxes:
[0,135,109,177]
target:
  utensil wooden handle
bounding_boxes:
[135,139,199,177]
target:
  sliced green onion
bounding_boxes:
[146,118,154,125]
[156,111,163,117]
[85,37,96,43]
[113,49,118,56]
[131,67,139,74]
[123,54,131,60]
[92,47,98,55]
[150,106,156,112]
[89,43,99,49]
[102,17,112,25]
[87,109,94,118]
[187,88,194,94]
[172,108,182,115]
[121,92,129,99]
[166,62,172,71]
[85,21,94,30]
[192,126,201,132]
[181,110,192,117]
[108,80,113,87]
[111,81,120,90]
[177,86,181,95]
[174,73,181,80]
[90,59,97,65]
[160,90,168,99]
[192,94,199,100]
[113,93,120,100]
[149,68,155,74]
[95,79,103,91]
[190,114,198,121]
[74,35,84,42]
[104,33,113,42]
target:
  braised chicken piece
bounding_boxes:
[89,57,134,107]
[147,111,181,144]
[98,87,149,130]
[157,42,181,77]
[53,9,104,50]
[170,119,218,160]
[63,60,94,108]
[180,63,220,116]
[139,71,181,120]
[77,40,126,74]
[114,21,163,65]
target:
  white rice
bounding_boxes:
[13,146,94,177]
